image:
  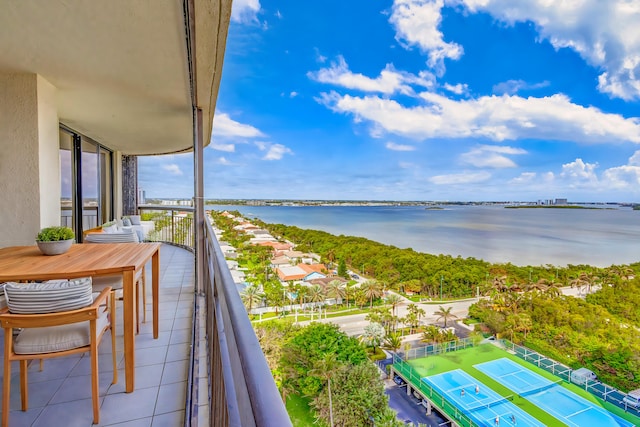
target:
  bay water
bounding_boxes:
[208,204,640,267]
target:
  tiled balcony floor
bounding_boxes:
[0,244,196,427]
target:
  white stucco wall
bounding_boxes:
[37,75,61,229]
[0,73,59,247]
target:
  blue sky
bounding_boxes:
[139,0,640,202]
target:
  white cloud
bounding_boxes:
[263,143,293,160]
[290,91,298,98]
[308,56,434,95]
[458,0,640,100]
[386,142,416,151]
[443,83,468,95]
[211,143,235,152]
[492,79,550,95]
[213,113,265,138]
[317,91,640,144]
[429,171,491,184]
[217,157,231,165]
[460,145,527,168]
[558,159,599,188]
[601,165,640,189]
[390,0,463,74]
[628,150,640,166]
[163,164,183,176]
[510,172,537,184]
[314,48,327,63]
[231,0,261,24]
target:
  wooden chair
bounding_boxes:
[84,229,147,332]
[0,285,116,426]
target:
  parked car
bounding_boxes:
[570,368,597,385]
[393,375,406,385]
[623,389,640,408]
[351,274,360,280]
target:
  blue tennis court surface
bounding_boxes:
[475,358,634,427]
[423,369,543,426]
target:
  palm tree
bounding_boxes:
[492,275,508,293]
[361,280,383,309]
[240,284,263,314]
[307,284,325,303]
[382,332,403,354]
[309,353,343,427]
[325,280,345,304]
[361,322,386,352]
[384,293,404,317]
[344,282,355,308]
[421,325,441,343]
[570,272,599,295]
[433,305,457,328]
[407,303,425,323]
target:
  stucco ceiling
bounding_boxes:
[0,0,231,155]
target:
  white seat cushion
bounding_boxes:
[84,229,139,243]
[14,308,109,354]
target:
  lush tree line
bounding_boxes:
[254,218,638,300]
[469,276,640,392]
[254,321,405,427]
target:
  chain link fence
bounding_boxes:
[502,339,640,418]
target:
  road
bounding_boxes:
[298,294,478,336]
[298,286,587,337]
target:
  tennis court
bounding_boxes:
[475,358,635,427]
[422,369,543,426]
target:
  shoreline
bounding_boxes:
[210,204,640,268]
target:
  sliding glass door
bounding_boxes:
[59,127,113,239]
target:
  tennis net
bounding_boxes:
[520,379,563,397]
[465,395,513,412]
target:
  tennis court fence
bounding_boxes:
[392,354,478,427]
[403,337,476,361]
[502,339,640,418]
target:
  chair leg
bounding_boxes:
[135,279,140,335]
[110,290,118,385]
[3,330,13,427]
[142,268,147,324]
[19,360,28,411]
[90,321,99,424]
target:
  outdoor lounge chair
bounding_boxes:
[84,229,147,332]
[0,279,116,425]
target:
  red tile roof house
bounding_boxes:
[259,241,294,252]
[276,263,327,282]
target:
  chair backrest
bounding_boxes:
[84,228,139,243]
[3,278,94,314]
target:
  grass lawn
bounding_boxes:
[285,394,325,427]
[404,344,640,426]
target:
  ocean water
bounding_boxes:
[208,204,640,267]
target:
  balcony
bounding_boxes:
[0,219,291,426]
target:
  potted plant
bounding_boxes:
[36,226,75,255]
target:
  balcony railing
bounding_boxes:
[202,219,291,426]
[138,205,291,426]
[138,205,195,248]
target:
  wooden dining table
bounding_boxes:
[0,242,161,393]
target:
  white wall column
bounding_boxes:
[0,73,60,247]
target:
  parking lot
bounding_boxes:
[385,377,446,426]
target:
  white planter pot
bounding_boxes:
[36,239,74,256]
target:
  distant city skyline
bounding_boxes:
[139,0,640,202]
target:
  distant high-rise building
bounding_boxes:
[138,188,146,205]
[555,198,568,205]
